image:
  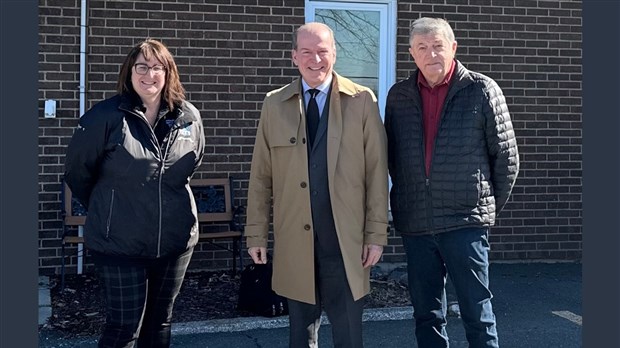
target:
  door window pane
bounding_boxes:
[315,9,380,98]
[307,0,396,120]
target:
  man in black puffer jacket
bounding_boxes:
[385,18,519,348]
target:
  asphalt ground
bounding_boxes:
[38,262,582,348]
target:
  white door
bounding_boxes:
[306,0,397,120]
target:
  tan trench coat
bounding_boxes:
[245,73,389,304]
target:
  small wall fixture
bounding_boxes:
[44,99,56,118]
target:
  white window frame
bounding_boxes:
[305,0,397,120]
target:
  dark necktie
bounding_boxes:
[306,89,320,146]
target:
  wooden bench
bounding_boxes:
[60,180,87,290]
[60,177,245,289]
[190,177,245,275]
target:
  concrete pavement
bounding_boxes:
[39,276,52,326]
[38,262,582,347]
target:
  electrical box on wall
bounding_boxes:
[44,99,56,118]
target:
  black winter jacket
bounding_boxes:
[385,60,519,235]
[64,93,205,258]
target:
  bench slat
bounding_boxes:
[199,231,242,239]
[63,236,84,244]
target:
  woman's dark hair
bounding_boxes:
[116,38,185,110]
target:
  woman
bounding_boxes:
[64,38,205,348]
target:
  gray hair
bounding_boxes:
[409,17,455,45]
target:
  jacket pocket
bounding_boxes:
[269,117,301,148]
[269,125,301,160]
[267,107,302,148]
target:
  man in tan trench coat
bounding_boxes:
[245,22,389,348]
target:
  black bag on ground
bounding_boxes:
[237,261,289,317]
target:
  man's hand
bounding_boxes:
[362,244,383,268]
[248,247,267,264]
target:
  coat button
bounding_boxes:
[300,182,307,188]
[290,137,296,144]
[304,224,311,230]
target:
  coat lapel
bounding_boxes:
[326,75,343,184]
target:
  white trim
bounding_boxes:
[78,0,89,274]
[305,0,397,120]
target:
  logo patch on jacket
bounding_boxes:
[178,125,194,142]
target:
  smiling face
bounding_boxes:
[131,53,166,103]
[291,23,336,88]
[409,32,457,87]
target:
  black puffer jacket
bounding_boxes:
[385,60,519,235]
[64,93,205,258]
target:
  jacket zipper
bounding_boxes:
[425,178,433,233]
[156,121,181,257]
[153,113,177,258]
[420,101,434,234]
[125,106,167,257]
[424,85,457,234]
[157,166,163,257]
[157,132,175,257]
[105,189,116,238]
[120,105,187,257]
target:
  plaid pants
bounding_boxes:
[95,248,193,348]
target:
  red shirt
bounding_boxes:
[417,59,456,176]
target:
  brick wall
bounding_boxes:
[38,0,582,275]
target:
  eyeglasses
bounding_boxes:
[133,63,166,75]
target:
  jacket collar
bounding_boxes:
[277,72,360,102]
[445,60,473,101]
[118,93,189,125]
[400,60,473,101]
[450,60,472,86]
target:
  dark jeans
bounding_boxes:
[401,227,499,348]
[94,248,194,348]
